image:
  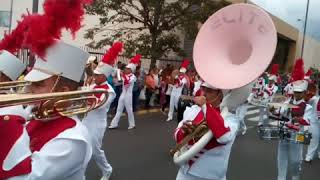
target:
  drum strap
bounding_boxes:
[290,99,306,118]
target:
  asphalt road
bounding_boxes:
[85,110,319,180]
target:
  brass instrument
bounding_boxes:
[0,89,107,120]
[170,120,207,156]
[179,95,195,101]
[0,81,30,91]
[170,3,277,165]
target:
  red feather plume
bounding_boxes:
[130,54,142,64]
[181,59,190,68]
[291,58,305,82]
[270,64,279,75]
[305,69,313,76]
[0,0,92,58]
[0,18,30,53]
[102,42,123,65]
[43,0,93,38]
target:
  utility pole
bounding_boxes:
[301,0,310,58]
[32,0,39,13]
[8,0,14,33]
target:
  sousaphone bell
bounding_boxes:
[171,3,277,165]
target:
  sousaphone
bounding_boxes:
[172,3,277,165]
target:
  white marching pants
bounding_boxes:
[83,117,112,177]
[110,92,135,127]
[91,127,113,176]
[176,169,226,180]
[305,122,320,160]
[168,92,181,120]
[258,107,268,125]
[277,140,303,180]
[236,104,248,130]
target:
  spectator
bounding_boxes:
[160,65,173,114]
[145,67,156,109]
[150,67,160,106]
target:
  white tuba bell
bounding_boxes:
[172,3,277,165]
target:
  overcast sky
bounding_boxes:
[251,0,319,39]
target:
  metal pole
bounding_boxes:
[8,0,14,33]
[32,0,39,13]
[301,0,310,58]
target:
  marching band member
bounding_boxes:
[174,82,239,180]
[167,59,189,122]
[0,50,26,94]
[0,40,93,180]
[192,75,203,97]
[304,69,314,84]
[235,103,248,135]
[257,67,279,126]
[0,50,30,120]
[247,75,265,110]
[82,42,122,180]
[109,55,140,130]
[273,59,312,180]
[283,82,294,98]
[0,0,93,179]
[84,56,98,87]
[0,51,26,84]
[304,82,320,163]
[248,68,278,127]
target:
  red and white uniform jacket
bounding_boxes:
[121,73,136,94]
[263,83,278,102]
[252,77,265,97]
[192,80,203,96]
[283,83,294,98]
[0,107,92,180]
[172,74,187,95]
[307,96,320,123]
[247,77,265,103]
[277,98,312,131]
[82,81,116,128]
[174,104,239,180]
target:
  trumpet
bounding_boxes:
[0,80,30,91]
[0,89,107,120]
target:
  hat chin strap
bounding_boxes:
[50,75,61,93]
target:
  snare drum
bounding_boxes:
[257,126,281,140]
[285,130,312,145]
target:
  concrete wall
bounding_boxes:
[0,0,33,39]
[0,0,98,47]
[296,33,320,70]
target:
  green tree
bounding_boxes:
[85,0,229,68]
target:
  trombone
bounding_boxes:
[0,89,108,120]
[0,80,30,90]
